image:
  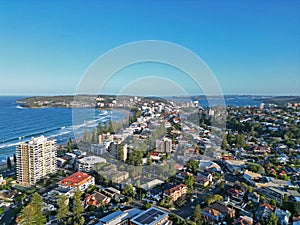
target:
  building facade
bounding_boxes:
[16,136,57,185]
[163,183,187,202]
[156,138,172,153]
[57,171,95,191]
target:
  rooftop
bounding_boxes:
[58,172,91,185]
[100,210,126,224]
[78,155,107,164]
[131,207,168,225]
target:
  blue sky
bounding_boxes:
[0,0,299,96]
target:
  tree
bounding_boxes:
[67,139,72,152]
[265,213,278,225]
[57,194,70,224]
[19,204,36,225]
[103,121,108,133]
[91,128,98,144]
[83,128,90,143]
[13,153,17,164]
[193,204,202,225]
[220,180,225,191]
[118,144,125,162]
[186,160,199,174]
[123,184,135,196]
[221,134,228,150]
[72,189,84,225]
[97,122,103,135]
[236,134,246,148]
[108,120,114,134]
[19,192,46,225]
[248,186,253,193]
[143,202,152,209]
[7,157,12,169]
[206,194,223,206]
[270,199,276,207]
[147,154,152,165]
[184,175,195,189]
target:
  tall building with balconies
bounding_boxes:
[16,136,57,185]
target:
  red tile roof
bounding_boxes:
[58,171,91,186]
[260,203,274,211]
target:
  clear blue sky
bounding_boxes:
[0,0,299,96]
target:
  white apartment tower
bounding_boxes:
[16,136,57,185]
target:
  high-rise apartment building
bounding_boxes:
[156,138,172,153]
[16,136,57,185]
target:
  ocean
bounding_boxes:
[0,96,126,163]
[0,95,263,163]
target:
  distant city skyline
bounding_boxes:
[0,1,299,96]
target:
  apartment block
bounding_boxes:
[16,136,57,185]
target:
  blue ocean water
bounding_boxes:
[198,96,264,107]
[0,96,125,163]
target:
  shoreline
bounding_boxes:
[0,107,129,165]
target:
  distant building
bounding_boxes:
[77,155,106,172]
[90,144,106,155]
[99,133,114,145]
[131,207,171,225]
[57,171,95,191]
[99,164,129,184]
[140,179,164,191]
[16,136,57,185]
[156,138,172,153]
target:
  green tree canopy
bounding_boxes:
[19,192,46,225]
[57,194,70,224]
[72,189,85,225]
[193,204,202,225]
[186,160,199,174]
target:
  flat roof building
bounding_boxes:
[77,155,106,172]
[131,207,171,225]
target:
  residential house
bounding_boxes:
[233,216,253,225]
[243,170,262,185]
[255,204,274,222]
[84,191,111,208]
[194,172,212,187]
[275,208,290,225]
[202,207,225,224]
[248,192,260,205]
[225,160,245,173]
[259,187,288,203]
[210,202,235,218]
[227,187,245,204]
